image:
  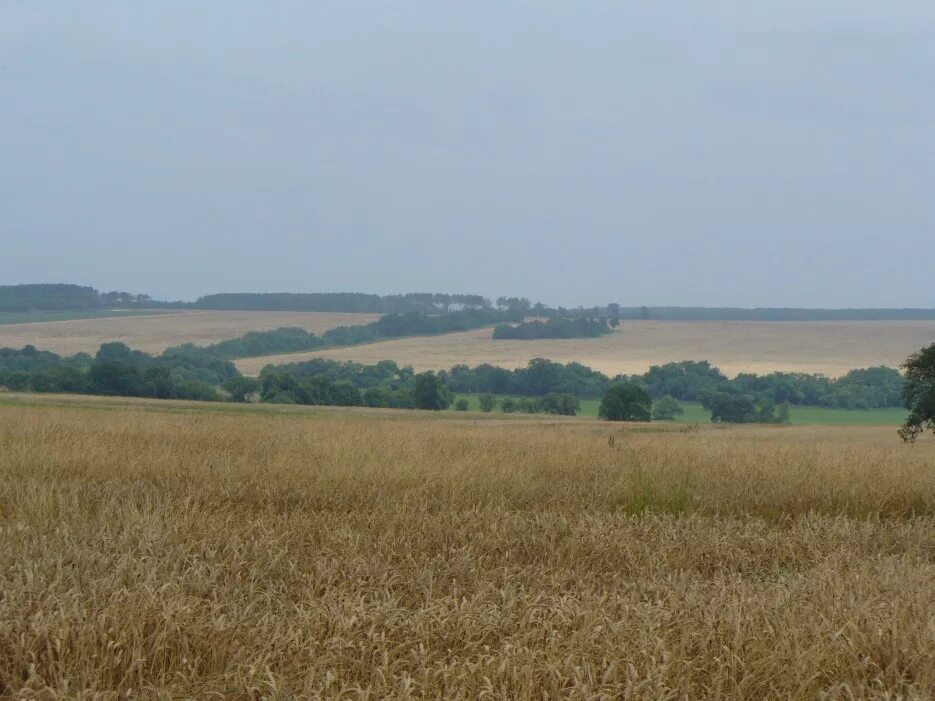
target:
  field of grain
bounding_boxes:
[2,396,935,698]
[0,310,379,355]
[236,319,935,378]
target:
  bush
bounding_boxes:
[540,393,579,416]
[454,398,469,411]
[478,393,497,412]
[652,395,684,421]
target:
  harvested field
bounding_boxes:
[237,319,935,377]
[1,398,935,697]
[0,310,379,355]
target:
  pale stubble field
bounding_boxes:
[1,397,934,698]
[0,310,379,355]
[235,319,935,378]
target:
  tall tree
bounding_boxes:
[412,372,452,410]
[899,343,935,441]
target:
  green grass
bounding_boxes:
[452,394,907,425]
[0,309,178,325]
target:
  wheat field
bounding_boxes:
[2,396,935,698]
[0,311,379,356]
[236,320,935,378]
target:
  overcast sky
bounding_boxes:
[2,2,933,306]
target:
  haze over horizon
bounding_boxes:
[2,2,933,307]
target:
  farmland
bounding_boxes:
[0,309,175,326]
[0,310,379,356]
[1,396,934,697]
[235,319,935,378]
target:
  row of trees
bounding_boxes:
[0,343,236,400]
[174,309,525,360]
[192,292,490,314]
[492,317,615,340]
[10,284,935,322]
[440,359,905,410]
[0,341,919,425]
[242,357,454,409]
[473,392,580,415]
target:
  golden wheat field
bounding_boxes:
[2,395,935,698]
[234,319,935,378]
[0,311,379,356]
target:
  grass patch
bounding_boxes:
[453,394,907,425]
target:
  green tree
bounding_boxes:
[454,398,469,411]
[652,395,684,420]
[599,382,651,421]
[704,392,758,423]
[328,381,362,406]
[500,398,516,413]
[899,343,935,442]
[223,376,260,402]
[412,372,452,410]
[478,393,497,412]
[3,370,31,391]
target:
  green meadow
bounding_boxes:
[453,393,907,425]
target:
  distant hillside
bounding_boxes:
[3,284,935,321]
[615,307,935,322]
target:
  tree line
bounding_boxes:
[0,343,236,401]
[0,339,925,429]
[439,359,905,410]
[191,292,490,314]
[1,339,907,417]
[7,284,935,322]
[166,308,524,360]
[492,317,614,340]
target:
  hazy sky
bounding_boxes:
[2,2,933,306]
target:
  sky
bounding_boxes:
[2,2,933,307]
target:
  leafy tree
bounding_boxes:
[478,393,497,412]
[223,376,260,402]
[607,303,621,328]
[652,395,684,420]
[328,381,363,406]
[4,370,31,391]
[899,344,935,441]
[516,397,541,414]
[599,383,651,421]
[704,392,758,423]
[412,372,452,410]
[454,398,469,411]
[500,398,516,413]
[172,379,219,401]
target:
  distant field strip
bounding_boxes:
[0,309,179,326]
[236,319,935,378]
[0,310,380,355]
